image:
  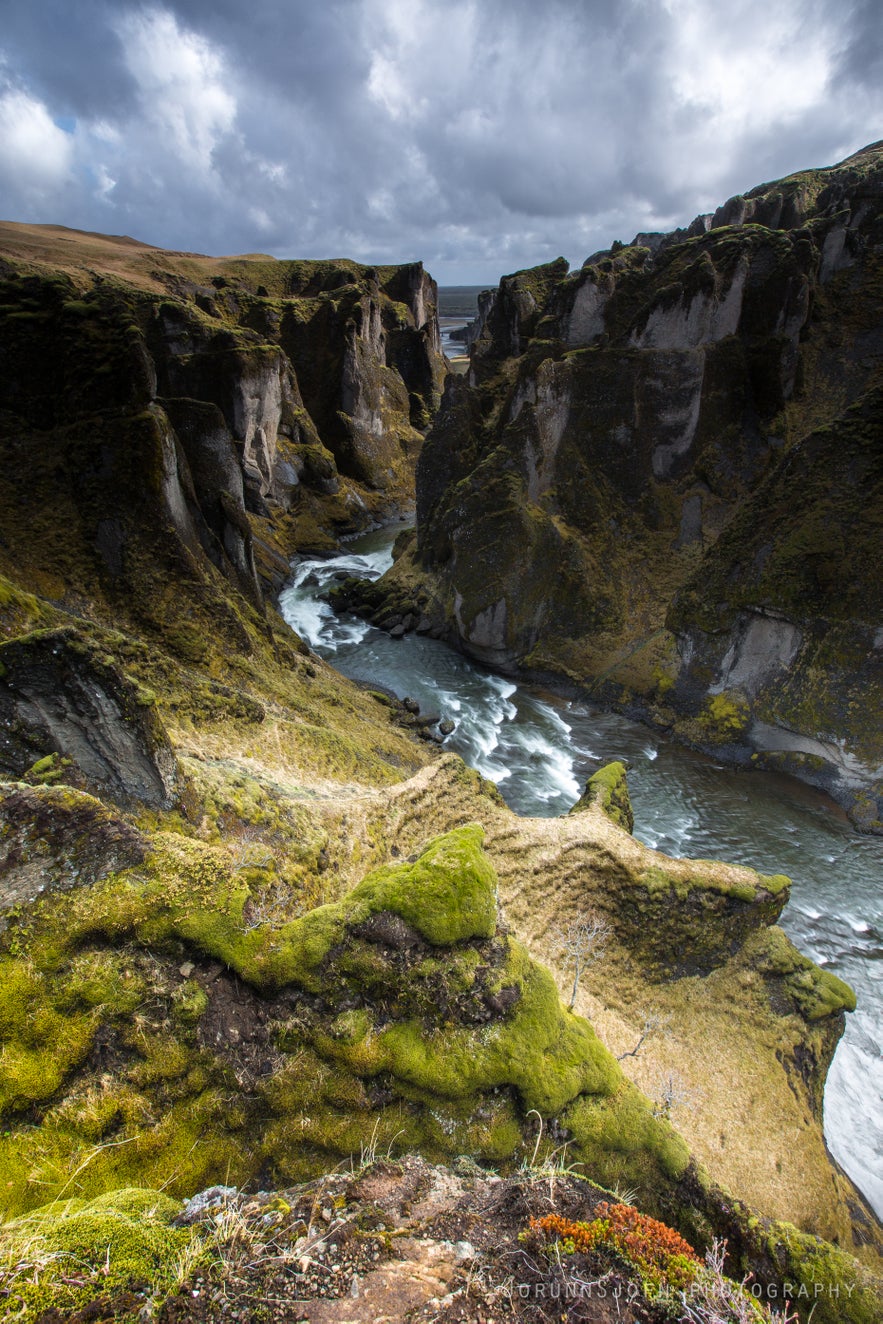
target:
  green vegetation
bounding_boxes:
[570,759,635,831]
[0,819,685,1217]
[0,1189,197,1323]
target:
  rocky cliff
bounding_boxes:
[0,224,445,590]
[0,223,880,1322]
[359,142,883,830]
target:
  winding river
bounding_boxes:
[279,523,883,1218]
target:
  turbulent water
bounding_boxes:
[279,524,883,1217]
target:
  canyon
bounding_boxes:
[0,142,881,1320]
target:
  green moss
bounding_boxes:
[762,1219,882,1324]
[0,962,96,1114]
[756,926,856,1019]
[564,1082,690,1190]
[0,1187,198,1323]
[361,940,619,1115]
[345,824,497,946]
[23,752,73,786]
[570,761,634,831]
[57,949,144,1015]
[697,691,751,743]
[0,822,689,1214]
[171,979,209,1026]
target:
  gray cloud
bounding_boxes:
[0,0,880,282]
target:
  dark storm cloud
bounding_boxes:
[834,0,883,89]
[0,1,136,119]
[0,0,880,282]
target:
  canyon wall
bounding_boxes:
[363,142,883,829]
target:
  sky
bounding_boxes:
[0,0,881,286]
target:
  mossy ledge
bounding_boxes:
[0,821,683,1209]
[0,806,878,1320]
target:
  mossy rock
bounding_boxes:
[570,760,634,831]
[0,822,687,1216]
[0,1188,196,1322]
[759,1219,883,1324]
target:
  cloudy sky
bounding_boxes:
[0,0,881,284]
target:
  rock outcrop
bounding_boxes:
[0,628,179,809]
[361,142,883,828]
[570,760,635,832]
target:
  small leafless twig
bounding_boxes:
[652,1069,701,1120]
[617,1012,670,1061]
[242,880,293,932]
[552,912,610,1009]
[679,1238,800,1322]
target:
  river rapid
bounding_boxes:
[279,523,883,1218]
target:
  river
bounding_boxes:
[278,523,883,1218]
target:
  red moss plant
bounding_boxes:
[530,1202,702,1294]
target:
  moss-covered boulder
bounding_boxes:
[570,760,635,831]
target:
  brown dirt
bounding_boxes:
[153,1156,658,1324]
[0,221,273,294]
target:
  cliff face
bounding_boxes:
[0,227,445,604]
[368,142,883,828]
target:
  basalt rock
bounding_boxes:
[0,232,445,641]
[0,628,179,809]
[371,141,883,823]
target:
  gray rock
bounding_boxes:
[0,628,180,809]
[178,1186,238,1223]
[0,782,147,925]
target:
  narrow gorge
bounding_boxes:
[357,141,883,836]
[0,143,880,1322]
